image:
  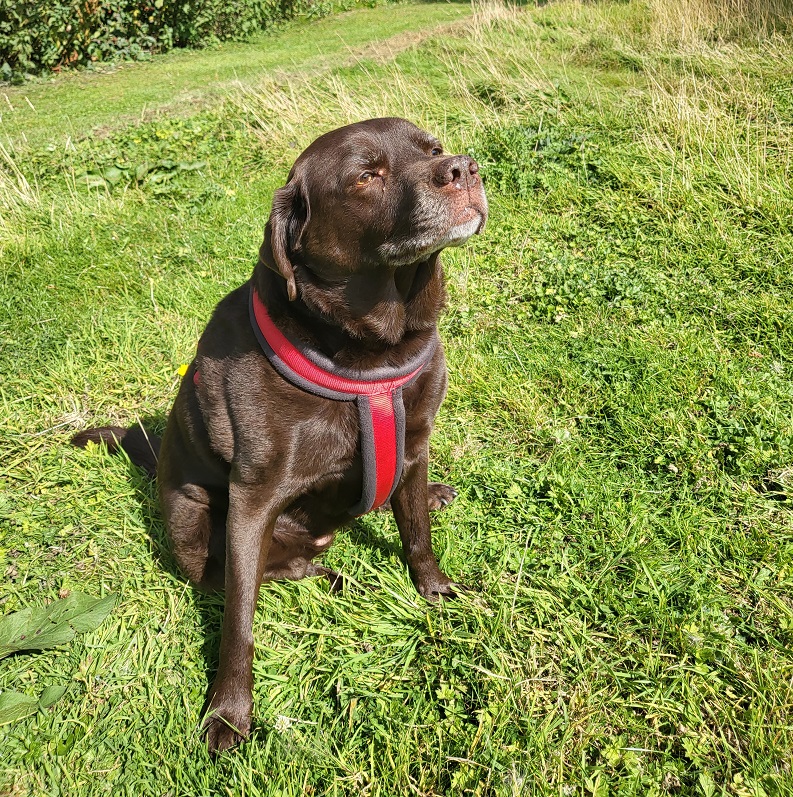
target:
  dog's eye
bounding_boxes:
[356,172,375,186]
[430,147,443,156]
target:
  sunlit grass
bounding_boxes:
[2,1,792,794]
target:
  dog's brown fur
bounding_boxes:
[72,118,487,754]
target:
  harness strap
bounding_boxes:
[247,284,432,516]
[349,390,406,516]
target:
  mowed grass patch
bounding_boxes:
[2,1,793,794]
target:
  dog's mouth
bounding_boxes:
[454,206,480,226]
[437,205,486,248]
[377,192,488,267]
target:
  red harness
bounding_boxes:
[248,285,435,516]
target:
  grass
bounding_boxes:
[0,2,473,149]
[2,0,793,794]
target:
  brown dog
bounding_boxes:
[72,117,487,754]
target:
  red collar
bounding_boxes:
[249,285,436,515]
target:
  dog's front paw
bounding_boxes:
[415,571,467,601]
[427,482,458,511]
[202,695,251,755]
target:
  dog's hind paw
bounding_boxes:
[427,482,458,511]
[307,564,348,594]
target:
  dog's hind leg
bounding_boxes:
[305,563,346,593]
[162,482,227,592]
[260,523,346,592]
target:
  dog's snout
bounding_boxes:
[433,155,480,189]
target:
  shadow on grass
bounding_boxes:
[345,515,404,560]
[116,412,225,697]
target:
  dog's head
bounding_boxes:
[259,118,487,342]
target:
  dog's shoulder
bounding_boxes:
[198,282,253,356]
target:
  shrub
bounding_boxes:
[0,0,362,81]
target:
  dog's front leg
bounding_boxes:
[203,476,280,755]
[391,452,459,600]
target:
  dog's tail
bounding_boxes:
[71,424,161,478]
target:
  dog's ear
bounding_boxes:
[259,178,310,302]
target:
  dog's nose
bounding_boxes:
[433,155,480,189]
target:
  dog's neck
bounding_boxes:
[253,255,446,370]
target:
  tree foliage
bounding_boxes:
[0,0,360,80]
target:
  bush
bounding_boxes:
[0,0,356,81]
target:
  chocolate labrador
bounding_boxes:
[72,117,487,753]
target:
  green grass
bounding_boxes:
[2,0,793,794]
[0,1,472,149]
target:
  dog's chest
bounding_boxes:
[286,396,361,477]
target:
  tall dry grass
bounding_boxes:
[0,140,39,230]
[647,0,793,45]
[231,0,792,219]
[230,3,556,158]
[636,63,792,215]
